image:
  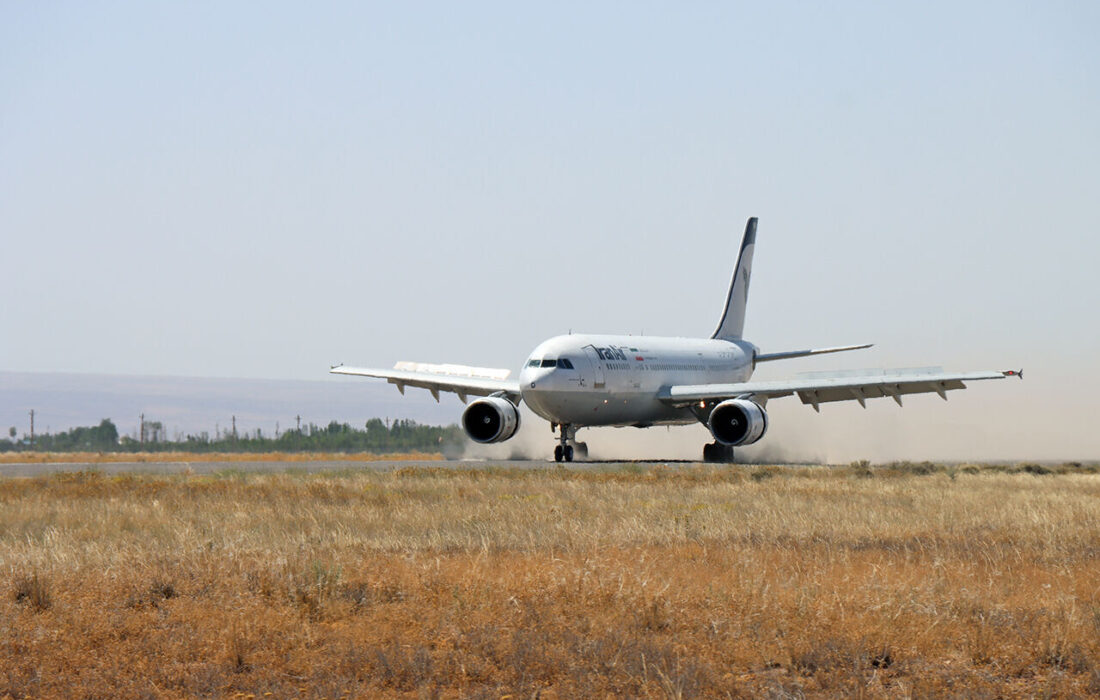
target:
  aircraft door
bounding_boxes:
[582,346,606,389]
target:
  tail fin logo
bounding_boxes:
[711,217,758,341]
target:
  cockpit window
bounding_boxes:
[529,358,573,369]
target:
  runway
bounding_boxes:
[0,458,703,477]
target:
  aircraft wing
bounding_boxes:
[659,369,1020,412]
[330,361,521,403]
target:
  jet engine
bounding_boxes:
[462,397,521,443]
[708,398,768,446]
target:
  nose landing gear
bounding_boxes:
[553,423,587,463]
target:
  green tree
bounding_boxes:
[95,419,119,447]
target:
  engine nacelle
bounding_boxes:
[708,398,768,446]
[462,397,521,444]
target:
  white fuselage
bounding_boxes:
[519,334,756,427]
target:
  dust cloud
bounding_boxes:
[462,371,1096,464]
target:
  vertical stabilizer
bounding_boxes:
[711,217,758,340]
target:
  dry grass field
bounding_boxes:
[0,451,444,465]
[1,463,1098,698]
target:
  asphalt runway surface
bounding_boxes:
[0,459,708,477]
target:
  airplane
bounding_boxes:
[331,218,1021,463]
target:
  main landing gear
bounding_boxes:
[703,442,735,463]
[553,423,588,463]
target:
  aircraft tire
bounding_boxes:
[564,445,574,462]
[703,442,735,463]
[554,445,563,462]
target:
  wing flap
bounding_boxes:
[330,364,521,403]
[660,370,1013,409]
[797,378,965,404]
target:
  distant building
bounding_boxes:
[141,419,166,444]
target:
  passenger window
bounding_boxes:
[540,359,557,368]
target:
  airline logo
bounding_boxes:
[594,346,644,361]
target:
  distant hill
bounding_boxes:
[0,371,455,441]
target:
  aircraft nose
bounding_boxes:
[520,366,543,388]
[524,367,551,387]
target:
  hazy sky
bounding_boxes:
[2,3,1098,457]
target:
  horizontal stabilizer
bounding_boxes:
[755,343,873,363]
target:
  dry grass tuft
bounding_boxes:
[12,571,51,611]
[0,463,1097,697]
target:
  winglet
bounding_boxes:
[1003,369,1024,380]
[711,217,758,340]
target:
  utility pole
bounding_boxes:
[296,414,301,432]
[232,415,237,440]
[140,413,145,445]
[29,410,34,447]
